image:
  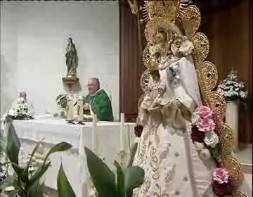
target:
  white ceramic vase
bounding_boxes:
[225,101,239,151]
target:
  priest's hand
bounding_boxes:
[83,103,90,110]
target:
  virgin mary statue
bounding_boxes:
[133,23,216,197]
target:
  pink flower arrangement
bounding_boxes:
[212,168,233,196]
[197,118,215,132]
[195,106,213,119]
[193,106,216,133]
[212,168,229,184]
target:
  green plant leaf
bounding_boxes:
[27,182,44,197]
[27,161,51,191]
[114,161,125,197]
[127,142,138,167]
[5,123,24,176]
[57,163,76,197]
[6,123,20,165]
[27,142,72,191]
[22,142,43,183]
[43,142,72,166]
[85,147,116,197]
[124,166,144,193]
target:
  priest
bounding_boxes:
[83,78,113,121]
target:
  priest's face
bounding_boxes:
[87,79,99,94]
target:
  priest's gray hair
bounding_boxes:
[89,77,100,89]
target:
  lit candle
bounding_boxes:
[77,97,84,122]
[120,113,125,151]
[67,99,73,121]
[92,114,97,153]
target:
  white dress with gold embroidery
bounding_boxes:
[133,57,216,197]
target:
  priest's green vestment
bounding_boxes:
[83,89,113,121]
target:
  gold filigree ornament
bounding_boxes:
[191,32,210,65]
[143,1,180,22]
[221,155,244,188]
[178,5,201,38]
[137,0,245,194]
[140,69,151,93]
[144,17,175,44]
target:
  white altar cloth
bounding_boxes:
[11,116,135,197]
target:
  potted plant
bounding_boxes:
[217,70,247,151]
[0,122,72,196]
[56,146,145,197]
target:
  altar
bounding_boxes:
[10,116,135,197]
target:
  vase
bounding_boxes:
[225,101,239,151]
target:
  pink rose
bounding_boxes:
[212,168,229,184]
[195,106,213,119]
[196,118,215,132]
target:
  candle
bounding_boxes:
[92,114,97,153]
[77,99,84,122]
[67,99,73,121]
[120,113,125,151]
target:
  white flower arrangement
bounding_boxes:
[217,70,247,102]
[1,98,33,123]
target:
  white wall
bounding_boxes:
[0,1,119,119]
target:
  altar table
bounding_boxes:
[11,116,136,197]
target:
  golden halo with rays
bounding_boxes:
[144,17,177,43]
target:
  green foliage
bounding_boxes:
[57,163,76,197]
[2,122,72,196]
[85,147,144,197]
[56,94,68,109]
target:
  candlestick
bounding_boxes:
[77,99,84,122]
[67,99,73,121]
[120,113,125,151]
[92,114,97,153]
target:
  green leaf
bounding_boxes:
[114,161,125,197]
[127,142,138,167]
[124,166,144,193]
[85,147,116,197]
[27,161,51,191]
[43,142,72,166]
[22,142,43,183]
[6,123,20,165]
[57,163,76,197]
[5,123,24,175]
[27,182,44,197]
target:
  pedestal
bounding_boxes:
[225,101,239,151]
[62,76,79,91]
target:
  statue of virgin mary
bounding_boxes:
[133,23,216,197]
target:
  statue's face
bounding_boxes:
[87,79,99,94]
[154,31,167,44]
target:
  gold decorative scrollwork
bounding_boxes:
[199,61,218,91]
[221,155,244,188]
[206,92,227,121]
[143,1,180,23]
[191,32,210,65]
[178,5,201,38]
[140,70,151,93]
[216,123,234,156]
